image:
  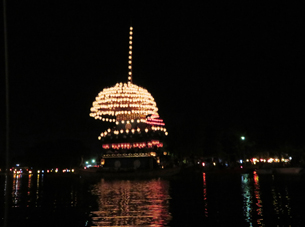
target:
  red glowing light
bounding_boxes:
[102,140,162,149]
[146,114,165,126]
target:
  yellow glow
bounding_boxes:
[89,27,169,146]
[267,158,273,163]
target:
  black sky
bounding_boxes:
[1,1,304,157]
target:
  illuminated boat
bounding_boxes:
[89,27,174,175]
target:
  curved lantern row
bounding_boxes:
[90,82,158,121]
[102,140,163,150]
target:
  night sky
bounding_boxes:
[1,1,304,160]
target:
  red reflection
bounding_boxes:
[203,173,208,217]
[91,179,171,226]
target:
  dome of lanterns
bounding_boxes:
[88,26,169,171]
[89,82,159,122]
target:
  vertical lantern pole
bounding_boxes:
[128,26,133,84]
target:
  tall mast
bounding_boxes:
[128,26,133,83]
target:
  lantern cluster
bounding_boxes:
[102,140,163,150]
[90,82,158,121]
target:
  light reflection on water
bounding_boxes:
[91,178,172,226]
[2,172,305,226]
[202,172,208,217]
[240,172,296,227]
[241,173,263,226]
[1,173,91,227]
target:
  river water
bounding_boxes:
[1,171,305,226]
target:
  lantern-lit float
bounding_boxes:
[89,27,172,173]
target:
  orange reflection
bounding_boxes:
[91,179,172,226]
[271,179,292,222]
[253,172,263,225]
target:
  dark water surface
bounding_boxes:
[1,172,305,226]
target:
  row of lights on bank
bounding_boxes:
[10,167,75,175]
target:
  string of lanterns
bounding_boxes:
[102,140,163,150]
[90,82,158,121]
